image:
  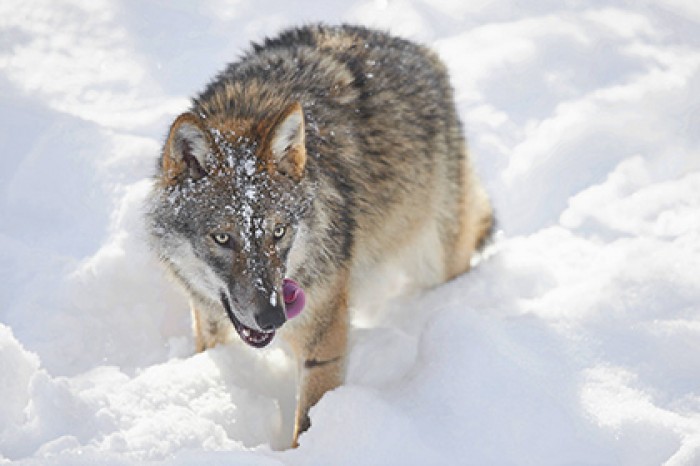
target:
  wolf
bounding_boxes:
[146,24,493,446]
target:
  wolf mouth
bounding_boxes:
[220,292,275,348]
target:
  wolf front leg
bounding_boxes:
[291,282,349,447]
[191,301,228,353]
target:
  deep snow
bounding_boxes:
[1,0,700,464]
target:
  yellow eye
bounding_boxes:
[273,225,286,240]
[213,233,231,246]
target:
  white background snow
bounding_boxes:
[1,0,699,464]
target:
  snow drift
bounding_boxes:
[1,0,699,464]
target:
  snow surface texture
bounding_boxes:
[1,0,699,464]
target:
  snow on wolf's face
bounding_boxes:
[147,120,311,348]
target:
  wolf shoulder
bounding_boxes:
[200,25,454,123]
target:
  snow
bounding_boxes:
[1,0,699,464]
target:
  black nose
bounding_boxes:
[255,300,286,332]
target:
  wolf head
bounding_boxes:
[147,102,313,348]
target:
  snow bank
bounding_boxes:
[0,325,39,437]
[1,0,700,464]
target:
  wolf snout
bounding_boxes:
[255,298,286,332]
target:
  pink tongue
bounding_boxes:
[282,278,306,319]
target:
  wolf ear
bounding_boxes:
[161,113,211,183]
[266,102,306,180]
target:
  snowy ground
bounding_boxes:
[1,0,699,464]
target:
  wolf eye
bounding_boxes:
[273,225,286,240]
[212,233,231,247]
